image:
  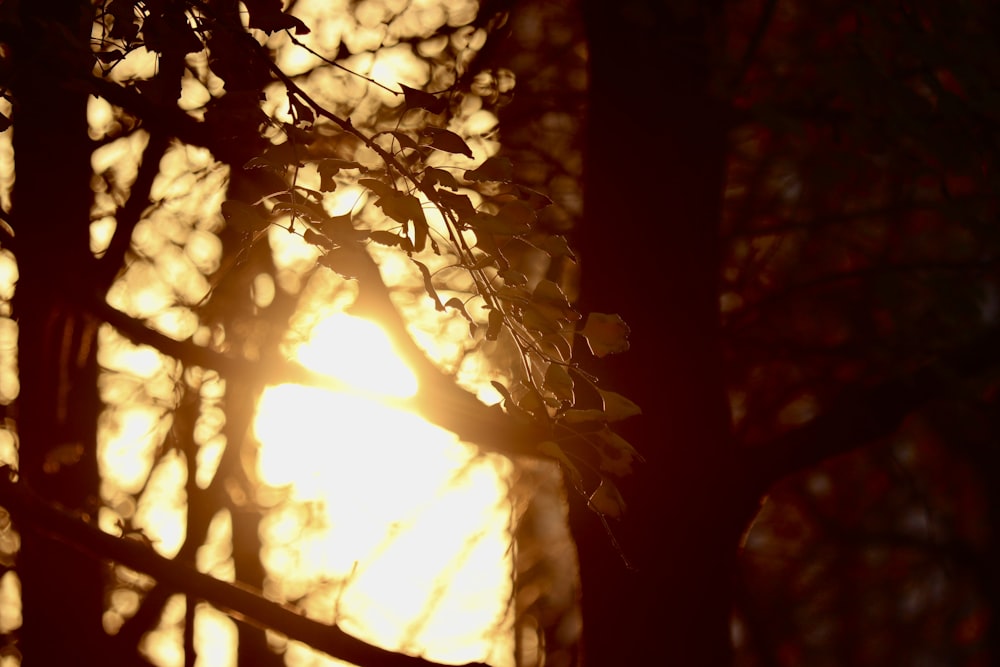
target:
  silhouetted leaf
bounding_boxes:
[513,185,553,209]
[389,130,419,151]
[596,428,643,477]
[444,297,476,335]
[107,0,139,41]
[517,388,547,420]
[400,84,447,114]
[424,167,460,190]
[561,409,606,425]
[486,308,504,341]
[500,270,527,286]
[423,127,473,157]
[538,441,583,488]
[537,235,577,261]
[544,363,575,403]
[243,0,310,34]
[358,178,395,200]
[221,200,267,231]
[581,312,630,357]
[412,259,444,310]
[369,230,413,252]
[303,229,333,249]
[94,49,125,64]
[539,332,573,361]
[288,94,315,125]
[319,247,365,279]
[523,306,562,334]
[599,389,641,421]
[316,159,361,191]
[144,11,202,55]
[588,479,626,519]
[464,156,513,182]
[437,190,476,219]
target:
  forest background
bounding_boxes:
[0,1,998,666]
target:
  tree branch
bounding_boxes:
[0,470,487,667]
[88,291,542,458]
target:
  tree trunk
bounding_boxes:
[573,2,746,665]
[8,0,112,662]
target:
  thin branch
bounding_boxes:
[285,32,399,94]
[0,470,487,667]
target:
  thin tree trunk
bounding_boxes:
[8,0,110,661]
[573,2,747,665]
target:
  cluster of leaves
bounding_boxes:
[90,0,642,518]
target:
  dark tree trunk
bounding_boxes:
[7,0,112,662]
[573,2,748,665]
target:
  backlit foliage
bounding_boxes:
[0,0,635,665]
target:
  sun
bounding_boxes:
[251,312,515,666]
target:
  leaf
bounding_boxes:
[538,441,583,488]
[424,167,460,191]
[464,156,513,182]
[533,280,581,323]
[544,364,575,404]
[243,0,311,34]
[143,11,203,55]
[561,409,606,425]
[588,479,626,519]
[444,297,475,330]
[596,428,643,476]
[598,390,642,421]
[400,84,448,114]
[358,178,395,200]
[221,200,267,231]
[423,127,473,158]
[514,185,553,209]
[319,247,365,279]
[288,94,315,125]
[517,388,548,420]
[490,380,513,404]
[317,158,361,191]
[412,260,445,311]
[388,130,419,151]
[94,49,125,64]
[437,190,476,219]
[538,332,573,362]
[580,313,630,357]
[486,308,504,341]
[494,200,535,233]
[303,229,333,249]
[360,180,429,251]
[369,230,413,251]
[536,235,577,261]
[500,270,527,287]
[107,0,139,41]
[522,306,562,334]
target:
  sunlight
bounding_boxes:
[253,312,514,666]
[293,313,417,399]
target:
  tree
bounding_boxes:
[565,0,1000,665]
[0,0,627,665]
[2,1,1000,666]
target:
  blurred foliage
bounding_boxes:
[719,1,1000,664]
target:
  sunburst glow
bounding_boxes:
[252,312,514,666]
[293,313,418,399]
